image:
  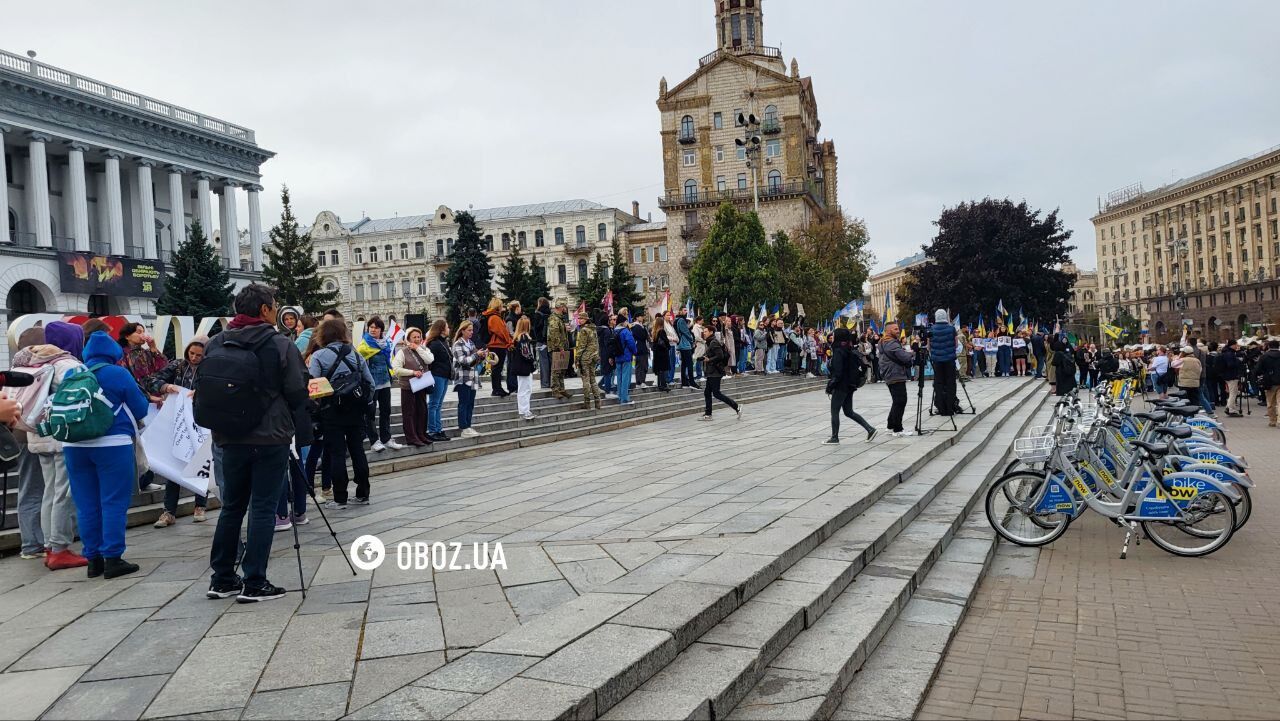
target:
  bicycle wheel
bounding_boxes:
[985,471,1071,546]
[1169,485,1250,535]
[1142,491,1236,557]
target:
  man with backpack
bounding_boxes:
[196,284,308,603]
[824,327,876,445]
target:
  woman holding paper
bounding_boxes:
[146,339,209,527]
[392,328,434,447]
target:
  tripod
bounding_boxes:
[281,448,358,598]
[915,349,956,435]
[957,373,976,414]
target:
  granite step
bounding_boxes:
[598,383,1046,720]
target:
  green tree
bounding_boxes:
[261,185,338,311]
[773,230,837,322]
[688,203,779,316]
[524,257,552,310]
[606,236,642,314]
[496,247,528,304]
[577,253,610,310]
[442,211,494,326]
[157,219,234,318]
[798,210,875,303]
[902,198,1075,323]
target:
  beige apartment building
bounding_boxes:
[867,252,925,322]
[1092,144,1280,342]
[1062,261,1098,318]
[647,0,839,303]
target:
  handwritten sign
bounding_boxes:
[141,394,215,498]
[1012,338,1027,349]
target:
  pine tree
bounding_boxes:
[606,236,642,314]
[262,185,338,311]
[688,203,779,317]
[577,253,610,310]
[157,219,234,318]
[443,211,494,326]
[524,257,552,310]
[496,247,528,304]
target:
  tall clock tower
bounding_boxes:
[714,0,766,52]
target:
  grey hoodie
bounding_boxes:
[878,336,915,384]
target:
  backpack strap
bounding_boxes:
[324,345,355,381]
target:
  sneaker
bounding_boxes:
[351,497,370,506]
[699,415,713,421]
[320,487,334,501]
[605,393,619,400]
[736,407,743,421]
[45,548,89,570]
[371,441,386,452]
[323,500,346,510]
[103,557,140,579]
[891,431,905,437]
[292,513,309,526]
[900,430,918,437]
[154,512,176,529]
[237,582,286,604]
[460,428,481,438]
[193,507,207,523]
[429,432,451,442]
[20,550,47,560]
[87,557,104,578]
[207,577,244,599]
[385,440,406,450]
[823,437,840,445]
[274,515,293,532]
[142,483,164,492]
[866,429,878,442]
[522,413,537,421]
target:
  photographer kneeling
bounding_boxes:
[930,309,960,416]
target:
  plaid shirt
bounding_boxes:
[451,338,484,388]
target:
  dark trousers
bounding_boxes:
[365,386,392,444]
[490,348,508,393]
[457,385,477,429]
[679,349,695,386]
[1033,353,1046,377]
[703,377,738,415]
[400,386,428,444]
[635,351,649,386]
[933,362,958,416]
[324,420,370,504]
[163,479,206,515]
[831,388,873,439]
[538,345,551,389]
[210,444,289,589]
[887,382,908,432]
[276,446,308,518]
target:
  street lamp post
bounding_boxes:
[734,112,762,215]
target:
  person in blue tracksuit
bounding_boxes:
[65,331,151,579]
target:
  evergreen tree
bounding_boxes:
[606,236,643,314]
[688,203,779,316]
[262,185,338,311]
[443,211,494,325]
[773,230,837,322]
[524,257,552,309]
[798,210,875,303]
[157,219,234,318]
[496,247,529,304]
[577,253,610,310]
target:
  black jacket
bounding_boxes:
[204,323,308,446]
[631,324,650,354]
[827,344,866,392]
[426,336,453,378]
[532,307,550,345]
[704,336,731,379]
[510,337,536,376]
[1256,349,1280,389]
[1219,348,1243,381]
[651,329,671,372]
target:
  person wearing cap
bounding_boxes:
[929,309,959,416]
[574,311,603,410]
[546,301,570,399]
[1175,346,1203,401]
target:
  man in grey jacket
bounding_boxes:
[878,322,917,436]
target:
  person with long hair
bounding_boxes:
[651,315,672,393]
[116,322,166,492]
[511,316,537,420]
[308,319,374,509]
[393,327,434,447]
[452,320,490,437]
[824,328,877,444]
[483,298,513,397]
[147,339,210,527]
[698,323,740,420]
[424,319,453,442]
[359,317,402,452]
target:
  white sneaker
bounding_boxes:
[900,430,917,437]
[385,440,405,450]
[460,428,481,438]
[699,415,712,421]
[736,407,743,420]
[522,413,537,421]
[142,483,164,492]
[371,441,386,452]
[605,393,619,400]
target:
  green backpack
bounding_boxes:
[36,363,119,443]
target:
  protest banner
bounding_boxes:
[141,394,215,498]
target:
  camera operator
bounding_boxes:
[878,322,916,436]
[930,310,959,416]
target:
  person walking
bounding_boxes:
[199,284,309,602]
[392,327,434,446]
[306,319,374,512]
[575,311,603,410]
[451,321,489,437]
[1255,340,1280,427]
[483,298,513,397]
[533,298,551,389]
[147,339,210,527]
[878,322,915,436]
[511,317,537,420]
[675,307,696,388]
[614,312,638,406]
[424,320,453,442]
[652,315,672,392]
[358,317,402,451]
[698,323,740,421]
[632,314,651,388]
[547,301,570,399]
[824,327,877,444]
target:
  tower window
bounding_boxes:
[730,13,742,46]
[680,115,695,140]
[767,170,782,191]
[684,180,699,202]
[598,223,607,242]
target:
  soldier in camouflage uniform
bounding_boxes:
[547,301,570,399]
[574,311,602,409]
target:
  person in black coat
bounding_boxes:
[1053,340,1077,396]
[631,317,651,388]
[825,328,877,444]
[651,316,672,392]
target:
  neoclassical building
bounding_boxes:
[1,47,272,358]
[867,252,926,322]
[307,199,642,320]
[648,0,840,302]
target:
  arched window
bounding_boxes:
[354,248,363,264]
[763,104,778,124]
[554,227,564,245]
[535,229,544,247]
[767,170,782,191]
[446,238,454,254]
[399,243,409,260]
[330,249,339,265]
[369,246,378,262]
[684,179,698,202]
[575,225,586,245]
[415,241,425,258]
[501,233,511,251]
[680,115,695,139]
[597,223,607,242]
[577,259,588,281]
[324,280,336,292]
[518,231,527,249]
[384,245,393,260]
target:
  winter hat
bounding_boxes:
[934,309,949,323]
[17,327,45,349]
[44,321,84,360]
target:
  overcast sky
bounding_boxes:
[7,0,1278,273]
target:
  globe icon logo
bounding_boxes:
[349,535,386,571]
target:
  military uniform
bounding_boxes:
[575,320,602,407]
[547,311,569,396]
[957,330,971,377]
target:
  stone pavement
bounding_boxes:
[0,378,1033,720]
[918,398,1280,721]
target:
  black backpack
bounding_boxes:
[607,331,625,360]
[324,345,371,413]
[473,317,490,348]
[850,351,869,389]
[193,333,275,436]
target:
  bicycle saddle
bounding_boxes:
[1162,405,1200,418]
[1131,439,1172,457]
[1152,426,1193,440]
[1134,412,1167,423]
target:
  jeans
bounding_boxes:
[457,385,477,429]
[679,349,695,386]
[16,447,45,555]
[831,388,874,439]
[694,358,703,380]
[212,442,226,497]
[617,361,634,403]
[322,420,370,504]
[517,375,533,416]
[365,386,392,444]
[164,477,207,516]
[600,362,616,394]
[538,345,551,388]
[887,382,908,432]
[65,443,135,560]
[489,348,508,394]
[703,377,738,416]
[737,348,748,373]
[37,452,76,551]
[667,348,677,384]
[1033,353,1046,377]
[276,445,308,519]
[1198,384,1214,414]
[428,374,450,435]
[210,444,289,589]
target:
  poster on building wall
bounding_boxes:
[57,252,166,298]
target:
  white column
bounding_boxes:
[104,151,125,256]
[220,181,239,269]
[246,184,264,271]
[135,159,157,259]
[27,132,52,248]
[166,166,185,256]
[66,142,90,251]
[0,124,8,242]
[194,173,213,237]
[94,171,108,252]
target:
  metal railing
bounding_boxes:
[699,44,782,67]
[125,245,144,259]
[89,241,110,256]
[51,236,75,251]
[659,181,825,208]
[4,232,37,248]
[762,118,781,134]
[678,132,697,145]
[0,48,256,143]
